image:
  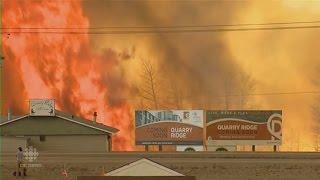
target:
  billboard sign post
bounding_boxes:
[206,110,282,146]
[135,110,204,145]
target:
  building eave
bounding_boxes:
[56,115,118,134]
[0,115,29,126]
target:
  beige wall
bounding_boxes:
[27,135,110,152]
[1,136,27,152]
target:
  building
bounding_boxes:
[173,114,182,122]
[135,110,184,128]
[0,107,118,153]
[157,111,174,121]
[135,111,160,127]
[78,158,196,180]
[105,158,185,176]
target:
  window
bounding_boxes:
[40,135,46,142]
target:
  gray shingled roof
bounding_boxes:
[55,110,119,133]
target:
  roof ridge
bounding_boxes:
[106,158,184,176]
[54,110,118,130]
[0,110,119,134]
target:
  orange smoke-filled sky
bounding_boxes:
[82,0,320,151]
[2,0,320,151]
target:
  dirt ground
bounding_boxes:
[1,152,320,180]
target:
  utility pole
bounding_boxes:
[0,0,2,119]
[0,0,3,122]
[0,56,4,122]
[0,2,3,179]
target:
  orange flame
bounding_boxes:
[2,0,133,151]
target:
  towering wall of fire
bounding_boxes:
[2,0,133,151]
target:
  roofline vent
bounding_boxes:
[8,109,11,121]
[93,112,97,123]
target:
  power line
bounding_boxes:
[222,91,320,97]
[174,91,320,100]
[3,24,320,34]
[127,91,320,100]
[3,20,320,30]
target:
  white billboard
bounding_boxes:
[29,99,55,116]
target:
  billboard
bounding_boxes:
[206,110,282,145]
[29,99,55,116]
[135,110,204,145]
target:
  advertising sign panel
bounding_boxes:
[206,110,282,145]
[135,110,204,145]
[29,99,55,116]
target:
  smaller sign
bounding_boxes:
[29,99,55,116]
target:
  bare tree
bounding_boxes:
[161,81,184,109]
[223,72,255,110]
[224,78,230,110]
[239,73,255,109]
[312,97,320,151]
[138,58,162,151]
[139,58,159,109]
[170,83,183,109]
[310,68,320,151]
